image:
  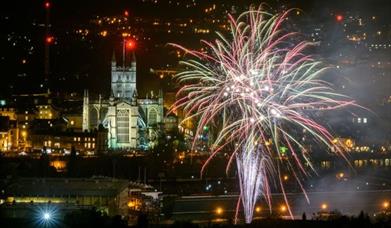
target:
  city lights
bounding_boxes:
[0,0,390,226]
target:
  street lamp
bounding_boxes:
[215,207,223,215]
[280,205,287,213]
[383,201,390,210]
[321,203,328,210]
[43,211,51,221]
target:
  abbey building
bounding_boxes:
[82,52,163,150]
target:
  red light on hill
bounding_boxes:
[124,10,129,17]
[126,40,135,50]
[45,2,51,9]
[46,36,54,44]
[336,14,343,22]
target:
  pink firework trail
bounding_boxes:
[171,6,359,223]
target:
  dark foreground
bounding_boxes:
[1,216,391,228]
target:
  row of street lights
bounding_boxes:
[214,200,390,216]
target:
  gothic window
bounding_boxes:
[148,109,158,126]
[117,109,130,143]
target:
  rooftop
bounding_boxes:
[4,177,153,197]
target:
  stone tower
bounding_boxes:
[111,51,136,101]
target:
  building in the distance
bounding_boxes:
[82,51,164,150]
[1,177,160,222]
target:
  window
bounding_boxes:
[117,109,130,143]
[357,118,361,123]
[148,109,158,125]
[363,118,367,123]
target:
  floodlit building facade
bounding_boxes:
[82,52,164,150]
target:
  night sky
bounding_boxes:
[0,0,390,101]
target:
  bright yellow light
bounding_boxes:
[337,172,344,178]
[280,205,287,213]
[215,207,223,215]
[321,203,328,210]
[383,201,390,209]
[21,131,27,137]
[128,201,135,208]
[255,206,261,213]
[100,30,108,37]
[283,175,289,181]
[345,139,353,148]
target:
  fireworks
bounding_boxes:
[171,7,357,223]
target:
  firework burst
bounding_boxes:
[171,6,358,223]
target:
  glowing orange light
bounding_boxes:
[255,206,261,213]
[383,201,390,209]
[46,36,54,44]
[215,207,223,215]
[45,2,50,9]
[128,201,135,208]
[124,10,129,17]
[126,40,135,50]
[321,203,328,210]
[280,205,287,213]
[336,15,343,22]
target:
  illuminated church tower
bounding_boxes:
[82,45,164,151]
[107,50,139,149]
[111,52,137,101]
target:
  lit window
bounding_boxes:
[363,118,367,123]
[357,118,361,123]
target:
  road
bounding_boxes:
[171,190,391,222]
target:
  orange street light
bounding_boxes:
[215,207,223,215]
[280,205,287,213]
[383,201,390,210]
